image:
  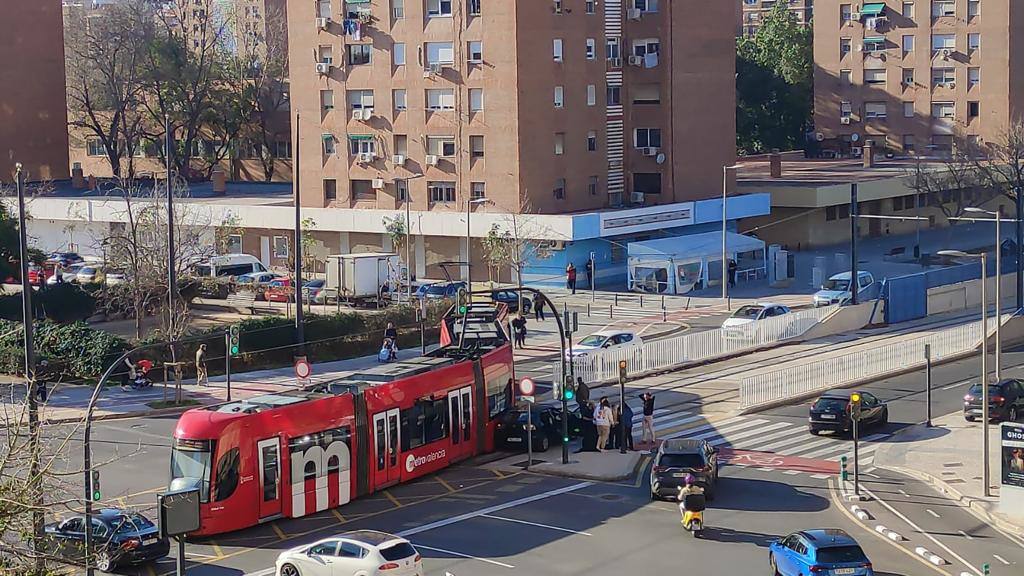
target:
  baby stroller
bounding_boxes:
[123,359,155,390]
[378,337,398,363]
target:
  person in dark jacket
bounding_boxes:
[621,401,635,451]
[641,392,656,447]
[577,400,599,452]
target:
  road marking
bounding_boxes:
[957,530,973,540]
[777,437,838,457]
[435,475,456,493]
[412,543,515,568]
[397,481,591,538]
[942,379,971,391]
[330,509,345,523]
[384,490,403,508]
[810,474,831,480]
[661,416,745,440]
[491,469,506,479]
[734,426,807,450]
[270,523,286,540]
[709,421,791,446]
[685,419,768,441]
[480,513,593,536]
[209,540,225,558]
[927,509,941,518]
[184,551,219,559]
[993,554,1010,565]
[754,431,818,453]
[898,489,909,497]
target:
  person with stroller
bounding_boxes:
[379,323,399,362]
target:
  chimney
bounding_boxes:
[769,151,782,178]
[211,169,227,195]
[72,162,85,189]
[862,141,874,169]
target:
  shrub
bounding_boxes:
[0,319,129,380]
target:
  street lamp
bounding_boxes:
[721,164,740,307]
[466,197,490,295]
[964,207,1002,380]
[396,174,425,305]
[937,248,993,497]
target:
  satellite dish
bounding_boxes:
[851,133,861,142]
[815,132,825,142]
[655,153,666,164]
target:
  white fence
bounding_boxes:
[739,315,1005,410]
[555,305,840,386]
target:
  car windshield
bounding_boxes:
[114,514,156,535]
[577,335,608,347]
[658,453,705,468]
[732,305,763,319]
[379,542,418,561]
[305,280,325,288]
[967,384,1000,395]
[426,284,450,295]
[79,267,97,275]
[823,279,851,291]
[813,397,848,411]
[815,545,867,564]
[193,265,212,277]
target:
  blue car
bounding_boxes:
[769,529,873,576]
[416,281,467,300]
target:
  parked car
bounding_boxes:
[46,252,84,266]
[193,254,268,299]
[275,531,424,576]
[46,262,86,285]
[105,270,129,286]
[769,529,874,576]
[650,438,719,501]
[302,279,327,302]
[264,278,294,303]
[235,271,280,300]
[27,264,54,286]
[416,281,466,301]
[808,390,888,436]
[964,378,1024,422]
[569,329,643,359]
[495,406,581,452]
[76,264,106,285]
[44,509,169,573]
[813,271,874,307]
[490,290,532,313]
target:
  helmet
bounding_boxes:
[684,474,695,486]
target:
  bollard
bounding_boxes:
[609,304,613,319]
[663,308,667,322]
[615,293,619,306]
[587,303,591,317]
[662,294,666,308]
[640,294,644,307]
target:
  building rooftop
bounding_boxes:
[736,153,937,188]
[33,178,293,206]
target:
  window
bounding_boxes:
[426,89,455,110]
[554,86,564,108]
[632,39,660,57]
[932,1,955,17]
[468,41,482,63]
[931,34,955,51]
[468,0,481,16]
[554,0,563,13]
[903,134,916,152]
[393,89,407,111]
[840,4,852,24]
[553,39,563,61]
[273,236,289,258]
[393,0,405,18]
[324,179,337,200]
[426,42,454,65]
[864,102,887,119]
[395,178,408,201]
[395,134,408,156]
[864,69,886,85]
[903,101,915,117]
[322,134,336,155]
[587,130,597,151]
[469,135,484,158]
[968,101,980,118]
[606,37,620,59]
[840,38,852,58]
[87,139,106,157]
[840,70,852,85]
[968,0,980,17]
[554,132,565,155]
[587,85,596,106]
[273,140,292,159]
[349,136,375,156]
[309,541,338,556]
[318,0,331,18]
[968,67,980,88]
[348,44,371,65]
[586,0,595,14]
[840,101,853,118]
[588,176,599,196]
[902,68,915,85]
[968,33,981,51]
[902,2,915,18]
[347,89,374,110]
[321,90,335,111]
[427,181,456,203]
[931,67,955,86]
[553,178,566,200]
[607,86,621,105]
[586,38,596,60]
[634,0,658,12]
[471,182,485,200]
[634,128,662,148]
[902,34,914,53]
[213,448,240,501]
[932,101,955,118]
[632,83,660,104]
[393,43,406,66]
[469,88,483,111]
[318,45,333,64]
[427,0,453,17]
[426,136,456,157]
[339,542,367,559]
[633,172,662,195]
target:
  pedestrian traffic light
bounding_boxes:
[90,469,100,501]
[982,563,990,575]
[618,360,628,383]
[563,374,575,401]
[849,392,863,421]
[228,325,240,356]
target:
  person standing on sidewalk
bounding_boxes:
[594,397,611,452]
[728,259,737,288]
[195,344,209,386]
[533,297,545,321]
[584,259,593,289]
[641,392,656,447]
[621,400,635,451]
[566,263,577,294]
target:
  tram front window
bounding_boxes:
[170,438,214,502]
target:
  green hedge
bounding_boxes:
[0,319,129,380]
[0,284,96,324]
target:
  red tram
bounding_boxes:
[169,303,514,536]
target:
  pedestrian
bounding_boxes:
[566,263,577,294]
[533,297,546,321]
[577,400,599,452]
[511,314,527,348]
[195,344,209,386]
[575,376,590,405]
[594,397,611,452]
[641,392,656,447]
[728,259,737,288]
[584,259,593,289]
[610,402,621,450]
[35,381,48,403]
[621,400,635,451]
[54,263,64,284]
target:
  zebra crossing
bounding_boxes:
[630,405,888,478]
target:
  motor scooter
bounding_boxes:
[679,492,706,538]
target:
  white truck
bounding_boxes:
[326,252,402,306]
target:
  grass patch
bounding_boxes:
[146,399,202,410]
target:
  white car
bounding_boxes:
[275,531,423,576]
[46,262,86,285]
[813,271,874,307]
[569,330,643,358]
[721,303,791,339]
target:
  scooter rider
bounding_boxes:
[677,474,705,526]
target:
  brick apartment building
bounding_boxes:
[814,0,1023,157]
[739,0,814,36]
[1,0,70,183]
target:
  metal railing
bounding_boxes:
[556,304,840,385]
[738,314,1006,410]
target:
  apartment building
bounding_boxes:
[1,0,70,183]
[739,0,814,36]
[814,0,1023,157]
[286,0,750,285]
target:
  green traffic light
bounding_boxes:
[92,491,100,501]
[563,436,570,443]
[458,306,467,314]
[564,389,574,400]
[231,345,239,355]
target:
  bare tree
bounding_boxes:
[905,138,988,226]
[974,118,1024,205]
[480,203,554,311]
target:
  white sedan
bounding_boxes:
[276,531,423,576]
[568,329,643,358]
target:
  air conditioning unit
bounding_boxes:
[361,108,374,119]
[358,152,375,163]
[630,191,645,204]
[641,147,659,157]
[352,109,365,120]
[429,63,443,74]
[627,8,642,20]
[315,62,331,75]
[851,146,863,157]
[628,55,643,66]
[425,154,439,166]
[840,117,852,125]
[546,240,566,251]
[422,67,434,78]
[856,44,865,52]
[392,154,406,165]
[372,178,385,189]
[948,82,956,89]
[941,49,951,59]
[608,57,622,68]
[315,17,329,30]
[851,12,861,20]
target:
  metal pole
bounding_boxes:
[851,183,859,305]
[225,331,232,402]
[853,416,860,496]
[618,368,626,455]
[166,115,176,339]
[721,166,728,304]
[995,209,1002,380]
[176,537,185,576]
[466,200,473,294]
[925,344,932,427]
[293,113,305,350]
[981,252,991,497]
[1017,186,1022,310]
[590,251,596,302]
[526,405,533,471]
[406,186,412,304]
[564,319,574,465]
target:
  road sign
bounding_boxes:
[294,357,312,380]
[521,395,535,404]
[519,377,536,396]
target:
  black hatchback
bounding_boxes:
[490,290,532,314]
[808,390,888,436]
[964,379,1024,422]
[650,438,719,501]
[495,407,581,452]
[44,509,169,572]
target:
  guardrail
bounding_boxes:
[555,304,840,386]
[738,315,1006,410]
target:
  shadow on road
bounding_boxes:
[711,476,830,513]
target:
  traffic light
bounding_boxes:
[618,360,628,384]
[562,374,575,401]
[849,392,863,421]
[90,469,100,501]
[228,325,240,356]
[982,563,990,575]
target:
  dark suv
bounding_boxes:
[964,379,1024,422]
[495,407,581,452]
[650,438,718,501]
[808,390,888,436]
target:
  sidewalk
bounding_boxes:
[873,412,1024,536]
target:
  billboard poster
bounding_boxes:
[1002,423,1024,489]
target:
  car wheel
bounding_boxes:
[538,436,550,452]
[878,407,889,428]
[279,563,301,576]
[770,554,780,576]
[650,490,659,501]
[95,549,114,573]
[808,427,819,436]
[965,415,976,422]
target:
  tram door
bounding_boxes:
[448,386,473,462]
[256,438,282,519]
[372,409,401,487]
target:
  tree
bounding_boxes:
[383,214,408,260]
[480,204,553,312]
[974,118,1024,203]
[905,138,988,233]
[736,2,813,154]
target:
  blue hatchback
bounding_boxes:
[769,529,874,576]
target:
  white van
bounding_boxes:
[813,271,874,307]
[192,254,267,278]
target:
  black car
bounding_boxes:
[490,290,532,313]
[964,378,1024,422]
[650,438,719,501]
[808,390,888,436]
[44,509,169,572]
[495,406,581,452]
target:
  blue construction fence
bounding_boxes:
[882,256,1017,324]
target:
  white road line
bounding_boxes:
[810,474,831,480]
[413,543,515,569]
[779,438,840,457]
[957,530,973,540]
[993,554,1010,565]
[710,422,791,446]
[243,569,275,576]
[926,509,941,518]
[396,481,592,538]
[662,417,746,440]
[799,445,849,460]
[754,431,818,453]
[783,470,801,476]
[898,489,909,497]
[732,426,806,450]
[651,414,706,432]
[480,514,592,536]
[688,419,770,442]
[942,379,971,391]
[860,433,890,443]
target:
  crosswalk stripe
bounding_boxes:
[810,474,831,480]
[688,419,770,441]
[631,408,671,423]
[710,422,791,446]
[652,414,705,432]
[730,425,806,450]
[782,470,801,476]
[860,433,889,443]
[750,431,817,453]
[798,444,849,460]
[662,417,746,440]
[778,437,840,457]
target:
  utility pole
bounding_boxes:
[406,183,412,304]
[165,115,176,342]
[925,344,932,427]
[995,208,1002,380]
[293,113,305,351]
[1016,185,1022,310]
[850,183,859,305]
[981,251,991,497]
